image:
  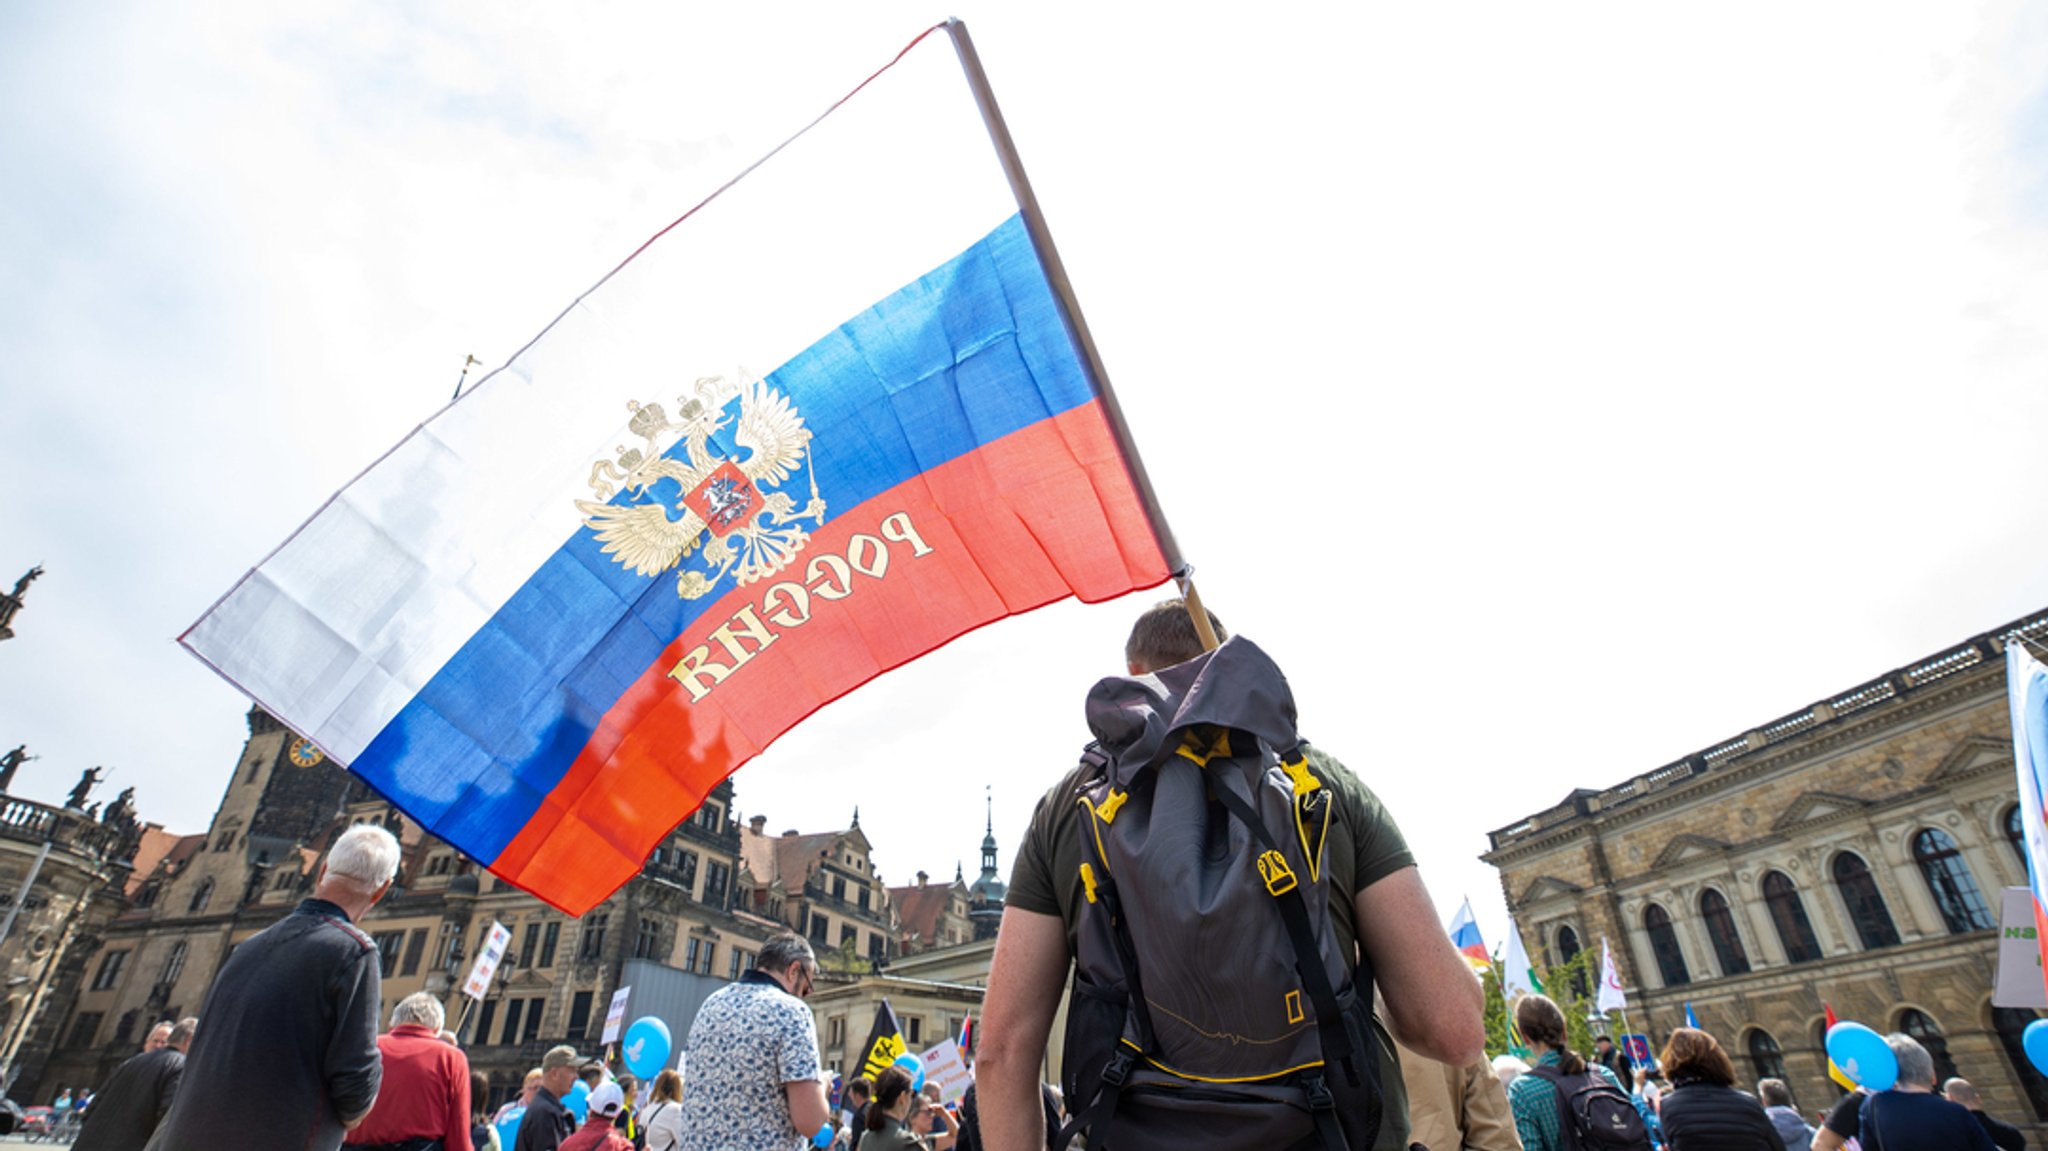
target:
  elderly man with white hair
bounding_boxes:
[146,821,402,1151]
[342,991,473,1151]
[1812,1031,1995,1151]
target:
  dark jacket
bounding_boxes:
[513,1087,576,1151]
[1974,1108,2027,1151]
[74,1047,185,1151]
[146,898,383,1151]
[1658,1080,1788,1151]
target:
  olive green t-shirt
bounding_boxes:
[1004,743,1418,1151]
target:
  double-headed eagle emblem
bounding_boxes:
[577,374,826,600]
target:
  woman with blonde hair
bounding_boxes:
[641,1068,684,1151]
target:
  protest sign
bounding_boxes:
[919,1038,973,1104]
[1996,887,2048,1008]
[602,986,632,1043]
[462,921,512,1000]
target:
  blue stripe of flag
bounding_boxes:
[351,213,1091,860]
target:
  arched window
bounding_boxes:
[1832,853,1901,949]
[159,941,187,987]
[2008,805,2029,873]
[1993,1008,2048,1119]
[1762,872,1823,963]
[1913,828,1995,934]
[1747,1029,1791,1103]
[1700,889,1751,975]
[1898,1010,1958,1083]
[187,878,213,915]
[1556,925,1588,997]
[1644,903,1689,987]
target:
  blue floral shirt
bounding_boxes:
[680,972,821,1151]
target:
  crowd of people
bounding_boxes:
[34,602,2048,1151]
[1412,991,2034,1151]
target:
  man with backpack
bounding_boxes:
[974,600,1485,1151]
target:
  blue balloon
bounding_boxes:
[2024,1019,2048,1076]
[812,1121,835,1149]
[624,1016,673,1079]
[1826,1021,1897,1091]
[892,1052,925,1093]
[494,1106,525,1151]
[566,1078,590,1122]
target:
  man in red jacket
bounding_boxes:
[343,991,472,1151]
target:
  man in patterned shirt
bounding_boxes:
[679,932,830,1151]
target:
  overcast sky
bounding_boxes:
[5,2,2048,963]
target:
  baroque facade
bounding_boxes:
[31,705,1009,1106]
[38,708,780,1105]
[1484,608,2048,1137]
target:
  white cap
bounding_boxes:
[588,1082,625,1118]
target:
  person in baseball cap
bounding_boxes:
[559,1081,632,1151]
[513,1046,581,1151]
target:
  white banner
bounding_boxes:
[1595,937,1629,1014]
[1995,887,2048,1009]
[918,1037,972,1104]
[602,986,632,1043]
[462,921,512,1000]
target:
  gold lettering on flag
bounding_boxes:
[668,512,934,702]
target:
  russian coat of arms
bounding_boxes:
[576,374,826,600]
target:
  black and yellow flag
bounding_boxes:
[857,999,907,1080]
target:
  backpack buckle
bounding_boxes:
[1303,1076,1335,1112]
[1256,849,1297,896]
[1101,1050,1135,1088]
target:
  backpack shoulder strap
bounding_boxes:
[1204,770,1356,1081]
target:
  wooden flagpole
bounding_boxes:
[942,20,1216,651]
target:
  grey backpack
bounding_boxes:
[1059,637,1381,1151]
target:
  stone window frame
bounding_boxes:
[1830,850,1902,950]
[1911,826,1996,935]
[1697,887,1752,977]
[1642,902,1691,988]
[1759,871,1824,964]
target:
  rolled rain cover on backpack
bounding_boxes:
[1069,637,1378,1150]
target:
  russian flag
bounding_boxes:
[180,23,1170,914]
[1448,897,1490,972]
[2007,641,2048,1000]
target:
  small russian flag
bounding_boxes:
[1448,897,1490,972]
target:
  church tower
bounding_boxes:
[966,793,1006,941]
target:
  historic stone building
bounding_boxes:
[889,867,976,956]
[1485,608,2048,1136]
[29,704,1018,1106]
[37,707,781,1105]
[738,813,899,965]
[0,778,139,1102]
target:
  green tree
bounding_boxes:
[1490,946,1620,1060]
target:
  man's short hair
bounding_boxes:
[168,1017,198,1047]
[756,931,816,975]
[1943,1077,1981,1106]
[1125,599,1226,673]
[325,824,402,888]
[846,1077,872,1102]
[1757,1078,1793,1107]
[541,1044,581,1072]
[390,991,445,1031]
[578,1062,606,1086]
[1886,1032,1936,1088]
